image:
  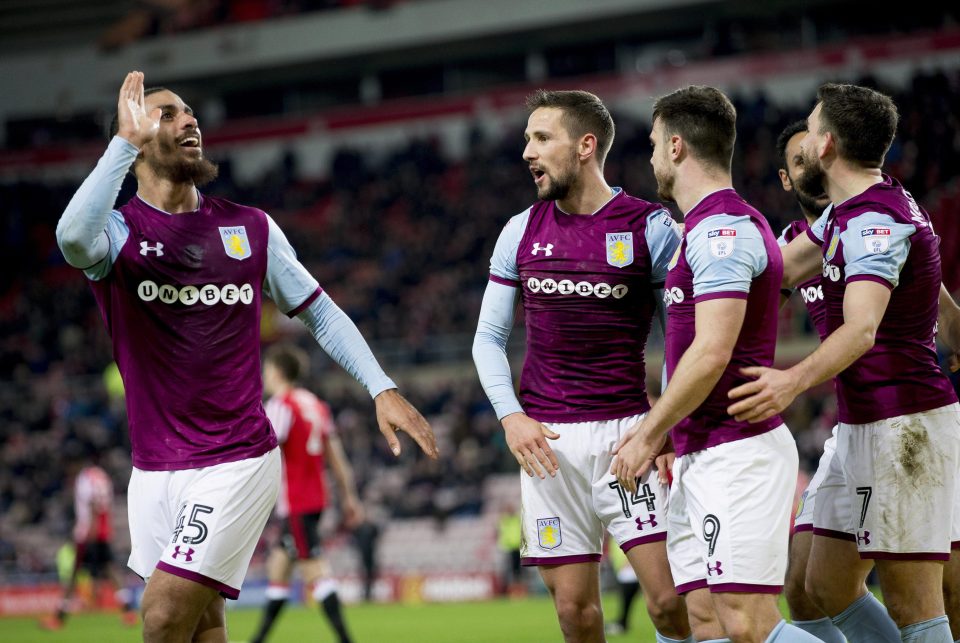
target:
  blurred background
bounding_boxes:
[1,0,959,628]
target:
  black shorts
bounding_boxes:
[279,512,323,560]
[75,541,114,579]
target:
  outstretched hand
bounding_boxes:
[502,413,560,479]
[117,71,160,148]
[726,366,799,422]
[374,389,438,459]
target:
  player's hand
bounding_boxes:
[727,366,800,422]
[342,495,364,529]
[117,71,160,148]
[502,413,560,479]
[374,389,438,459]
[653,436,676,486]
[611,421,665,493]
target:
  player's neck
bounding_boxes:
[555,171,613,215]
[675,165,732,217]
[824,161,883,207]
[136,175,200,214]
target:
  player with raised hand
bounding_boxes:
[473,89,690,643]
[612,86,818,642]
[56,71,437,643]
[729,83,960,642]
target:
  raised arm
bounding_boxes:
[56,72,158,275]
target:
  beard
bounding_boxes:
[537,150,579,202]
[654,165,675,202]
[792,183,828,219]
[142,137,219,187]
[795,147,827,201]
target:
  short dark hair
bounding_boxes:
[264,343,309,384]
[651,86,737,173]
[526,89,615,167]
[776,120,808,170]
[108,86,170,140]
[815,83,898,168]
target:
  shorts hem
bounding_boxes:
[710,582,783,594]
[156,561,240,599]
[620,533,667,552]
[520,553,601,567]
[675,579,708,594]
[792,523,814,534]
[812,527,856,542]
[953,541,960,551]
[859,551,950,561]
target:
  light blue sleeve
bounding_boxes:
[807,205,831,245]
[472,280,524,420]
[645,209,682,285]
[263,214,322,315]
[841,211,915,288]
[56,136,138,280]
[297,293,396,399]
[687,214,768,299]
[489,209,530,283]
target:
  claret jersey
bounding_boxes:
[488,188,681,423]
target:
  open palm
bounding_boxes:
[117,71,160,148]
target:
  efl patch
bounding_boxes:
[707,228,736,258]
[861,226,891,253]
[825,228,841,261]
[537,517,562,550]
[219,226,251,260]
[606,232,634,268]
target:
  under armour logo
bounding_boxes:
[706,561,723,576]
[171,546,195,562]
[635,514,658,531]
[140,241,164,256]
[531,242,554,256]
[857,531,871,546]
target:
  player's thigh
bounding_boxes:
[874,559,945,626]
[710,591,782,641]
[265,546,294,584]
[806,534,872,612]
[685,587,725,641]
[786,530,813,594]
[624,538,675,598]
[141,567,220,634]
[193,595,226,643]
[538,561,601,607]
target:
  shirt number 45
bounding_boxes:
[608,480,656,519]
[172,503,214,545]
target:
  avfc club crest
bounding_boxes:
[219,226,252,260]
[537,517,562,550]
[825,228,841,261]
[606,232,634,268]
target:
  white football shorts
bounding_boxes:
[519,413,669,565]
[127,447,280,598]
[794,426,840,534]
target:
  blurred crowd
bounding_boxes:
[1,67,959,579]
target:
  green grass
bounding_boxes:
[2,593,807,642]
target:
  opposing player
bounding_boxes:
[249,344,360,643]
[41,456,137,630]
[55,71,437,643]
[775,120,895,642]
[729,83,960,642]
[612,86,818,642]
[472,89,691,643]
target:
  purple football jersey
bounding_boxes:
[492,191,670,423]
[806,175,957,424]
[90,194,278,470]
[665,189,784,456]
[783,219,828,341]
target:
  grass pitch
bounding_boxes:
[2,593,800,642]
